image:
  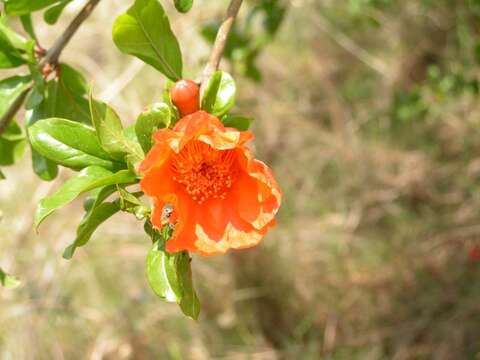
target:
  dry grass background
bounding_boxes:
[1,0,480,358]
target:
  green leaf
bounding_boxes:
[118,186,142,207]
[0,169,5,180]
[0,120,27,166]
[35,166,136,230]
[25,96,58,181]
[221,114,253,131]
[146,241,183,302]
[0,75,32,118]
[173,0,193,13]
[63,186,120,259]
[177,252,200,320]
[0,46,25,68]
[44,0,72,25]
[145,229,201,319]
[25,64,92,180]
[0,268,20,289]
[25,85,44,109]
[3,0,60,16]
[20,15,37,41]
[0,16,27,49]
[56,67,91,123]
[135,102,171,153]
[112,0,183,80]
[201,71,236,117]
[39,64,93,124]
[31,149,58,181]
[89,91,144,161]
[0,17,28,68]
[28,118,121,171]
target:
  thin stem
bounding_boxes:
[0,0,102,135]
[201,0,243,86]
[40,0,101,67]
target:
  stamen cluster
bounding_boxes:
[171,141,236,204]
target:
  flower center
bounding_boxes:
[171,141,237,204]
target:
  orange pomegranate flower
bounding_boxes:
[139,111,282,255]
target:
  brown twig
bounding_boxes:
[201,0,243,86]
[40,0,101,67]
[0,0,102,136]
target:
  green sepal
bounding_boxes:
[201,71,236,117]
[221,114,253,131]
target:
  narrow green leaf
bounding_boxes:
[0,268,20,289]
[0,76,32,118]
[0,121,27,166]
[35,166,136,230]
[112,0,183,80]
[89,91,144,161]
[44,0,72,25]
[25,64,92,180]
[3,0,60,16]
[0,17,27,68]
[173,0,193,13]
[201,71,236,117]
[20,15,37,41]
[43,64,92,124]
[0,20,27,68]
[118,186,142,207]
[25,97,58,181]
[63,186,120,259]
[135,102,171,153]
[31,148,58,181]
[28,118,120,171]
[146,241,183,302]
[25,86,44,109]
[145,228,201,319]
[63,202,119,259]
[0,169,5,180]
[221,114,253,131]
[0,46,25,68]
[83,185,115,212]
[0,16,27,50]
[177,252,200,320]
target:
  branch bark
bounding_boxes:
[201,0,243,86]
[0,0,102,135]
[40,0,101,67]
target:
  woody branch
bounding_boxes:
[0,0,102,135]
[201,0,243,87]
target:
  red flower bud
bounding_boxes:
[469,245,480,262]
[170,79,200,117]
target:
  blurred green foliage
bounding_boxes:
[1,0,480,358]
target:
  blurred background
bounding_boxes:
[1,0,480,358]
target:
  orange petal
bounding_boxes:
[193,193,273,255]
[166,192,198,253]
[231,149,282,230]
[139,160,176,198]
[196,197,230,241]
